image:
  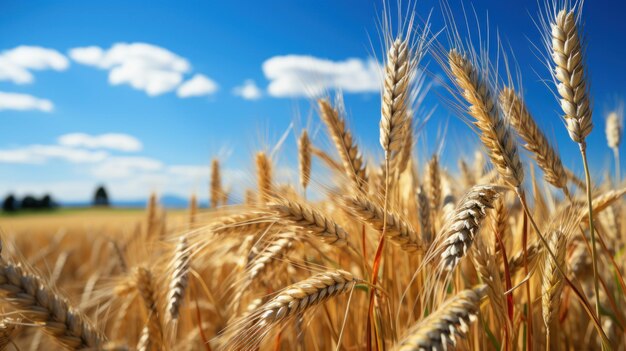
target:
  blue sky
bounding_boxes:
[0,0,624,203]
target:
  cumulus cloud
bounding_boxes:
[58,133,142,152]
[233,79,262,100]
[262,55,382,98]
[91,156,163,178]
[0,145,108,164]
[0,46,69,84]
[0,92,54,112]
[69,43,192,96]
[176,74,219,98]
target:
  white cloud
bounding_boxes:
[91,156,163,178]
[58,133,142,152]
[0,92,54,112]
[262,55,382,98]
[176,74,218,98]
[0,145,108,164]
[69,43,192,96]
[233,79,262,100]
[0,46,69,84]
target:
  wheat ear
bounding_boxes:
[417,185,433,247]
[500,87,568,192]
[606,110,622,182]
[0,260,105,349]
[318,98,368,190]
[438,184,502,270]
[210,212,275,236]
[135,267,163,349]
[472,235,507,329]
[448,49,524,190]
[427,154,442,214]
[256,152,273,204]
[550,9,593,143]
[232,270,358,350]
[167,235,190,323]
[210,158,221,208]
[541,230,567,342]
[380,37,411,158]
[396,285,486,350]
[343,195,421,251]
[269,198,350,248]
[508,240,542,274]
[298,130,311,191]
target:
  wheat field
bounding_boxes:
[0,1,625,350]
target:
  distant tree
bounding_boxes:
[2,194,17,212]
[21,195,40,209]
[94,186,110,207]
[41,194,56,209]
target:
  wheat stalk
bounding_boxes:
[396,285,486,350]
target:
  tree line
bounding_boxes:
[2,185,110,213]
